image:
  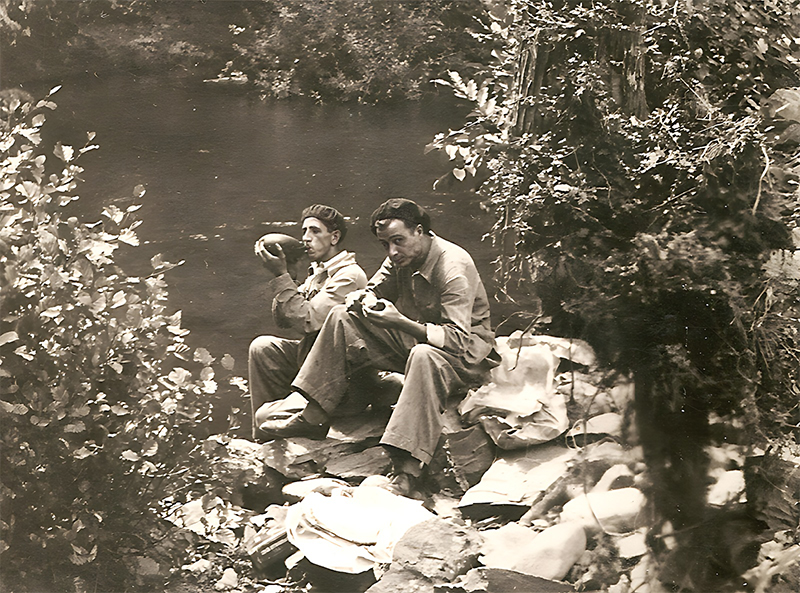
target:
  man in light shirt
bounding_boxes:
[260,198,498,494]
[249,204,367,441]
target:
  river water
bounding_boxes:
[45,73,499,430]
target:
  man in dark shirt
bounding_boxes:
[260,198,497,493]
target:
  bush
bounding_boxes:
[429,0,800,589]
[0,89,238,591]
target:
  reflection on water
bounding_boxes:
[47,73,498,427]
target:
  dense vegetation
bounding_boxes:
[0,90,248,592]
[1,0,487,103]
[429,0,800,589]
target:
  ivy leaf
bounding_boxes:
[221,354,235,371]
[194,348,215,365]
[53,143,75,163]
[69,544,97,566]
[168,367,192,387]
[141,439,158,457]
[121,450,140,462]
[118,228,139,246]
[73,447,94,459]
[14,346,34,361]
[0,401,29,415]
[16,181,41,200]
[0,331,19,347]
[64,421,85,433]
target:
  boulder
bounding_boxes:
[479,522,586,581]
[391,517,483,583]
[559,487,647,534]
[436,567,573,593]
[428,425,495,494]
[459,445,575,520]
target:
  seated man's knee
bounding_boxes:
[407,343,442,366]
[249,335,282,358]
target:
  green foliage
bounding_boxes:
[0,90,239,591]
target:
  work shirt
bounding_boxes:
[367,234,495,366]
[269,250,367,334]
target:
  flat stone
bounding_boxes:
[436,567,574,593]
[366,566,435,593]
[479,522,586,581]
[325,446,392,479]
[391,517,483,583]
[260,437,361,480]
[458,445,575,520]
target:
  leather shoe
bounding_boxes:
[257,412,329,441]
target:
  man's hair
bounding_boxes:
[369,198,431,235]
[301,204,347,242]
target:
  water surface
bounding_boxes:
[46,73,498,429]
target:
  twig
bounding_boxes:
[751,143,770,216]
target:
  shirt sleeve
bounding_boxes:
[433,270,477,357]
[272,265,367,334]
[303,265,367,332]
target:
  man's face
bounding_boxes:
[375,218,427,269]
[302,217,339,262]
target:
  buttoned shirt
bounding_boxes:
[367,234,495,366]
[269,250,367,334]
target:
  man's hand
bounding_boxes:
[362,298,404,329]
[255,239,288,278]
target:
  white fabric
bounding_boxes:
[285,484,434,574]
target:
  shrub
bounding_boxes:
[0,88,237,591]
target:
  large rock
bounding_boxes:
[427,425,495,494]
[559,487,647,534]
[436,567,574,593]
[479,522,586,581]
[458,445,575,520]
[391,517,483,583]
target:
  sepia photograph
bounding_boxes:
[1,1,799,591]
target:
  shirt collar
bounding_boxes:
[310,250,353,276]
[414,233,442,282]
